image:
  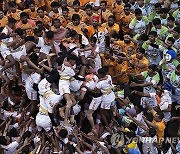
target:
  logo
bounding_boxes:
[111,133,125,148]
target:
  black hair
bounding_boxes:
[176,64,180,70]
[124,3,131,8]
[135,8,142,15]
[36,20,43,26]
[37,7,44,12]
[136,47,145,54]
[159,8,169,14]
[69,30,78,37]
[62,7,69,12]
[58,129,68,139]
[73,0,80,6]
[155,3,161,8]
[45,30,54,39]
[173,26,180,33]
[9,127,18,137]
[167,37,175,44]
[167,16,175,22]
[98,66,108,75]
[52,18,60,25]
[149,127,157,137]
[152,18,161,26]
[108,15,115,21]
[8,18,17,24]
[139,33,148,41]
[85,4,92,10]
[90,36,97,43]
[157,111,164,120]
[148,64,158,72]
[28,0,35,5]
[149,31,157,37]
[8,1,16,7]
[72,14,80,21]
[22,131,32,141]
[20,12,28,18]
[15,28,24,36]
[100,1,107,5]
[128,122,137,132]
[51,1,59,7]
[0,136,7,145]
[118,53,126,57]
[25,36,35,42]
[21,145,30,154]
[29,53,38,63]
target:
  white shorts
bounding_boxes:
[89,97,102,110]
[101,91,115,109]
[11,45,26,62]
[36,112,52,132]
[59,80,70,95]
[0,43,11,59]
[26,89,38,101]
[70,79,83,92]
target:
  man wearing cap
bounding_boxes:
[83,15,108,53]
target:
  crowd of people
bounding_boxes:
[0,0,180,153]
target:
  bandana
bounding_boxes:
[92,15,100,22]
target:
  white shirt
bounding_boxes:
[59,64,75,80]
[37,37,52,54]
[2,141,19,154]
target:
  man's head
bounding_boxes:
[124,33,132,43]
[67,54,78,67]
[135,8,142,20]
[137,0,144,7]
[98,66,108,78]
[51,1,59,12]
[148,31,157,42]
[148,64,158,75]
[108,15,115,27]
[148,128,157,137]
[136,47,145,59]
[0,136,10,145]
[62,7,69,18]
[58,128,68,139]
[175,64,180,75]
[20,12,28,24]
[52,18,61,28]
[89,36,97,46]
[72,14,80,26]
[8,1,17,13]
[167,16,175,27]
[154,3,161,14]
[154,111,164,122]
[92,15,99,27]
[124,3,131,15]
[117,53,125,64]
[172,26,180,38]
[73,0,80,12]
[152,18,161,29]
[85,4,93,16]
[29,1,35,11]
[8,18,17,28]
[165,37,175,49]
[44,30,54,45]
[116,0,122,5]
[37,7,44,18]
[156,85,164,97]
[100,1,107,11]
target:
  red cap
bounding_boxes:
[92,15,100,22]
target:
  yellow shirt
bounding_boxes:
[112,2,124,22]
[82,13,98,26]
[0,17,8,28]
[153,112,166,139]
[114,61,128,83]
[66,22,86,35]
[131,54,149,73]
[98,9,113,23]
[117,40,136,53]
[101,23,119,34]
[7,9,22,21]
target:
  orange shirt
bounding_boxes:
[120,12,135,33]
[114,61,128,83]
[100,54,116,76]
[24,8,38,20]
[101,22,119,34]
[34,0,45,7]
[82,13,98,26]
[0,17,8,28]
[117,41,136,53]
[66,22,86,35]
[7,9,22,21]
[85,25,106,39]
[152,112,166,139]
[70,9,86,20]
[59,16,70,28]
[16,19,36,36]
[36,15,51,27]
[112,2,124,22]
[98,9,113,23]
[131,54,149,73]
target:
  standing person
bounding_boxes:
[83,15,108,53]
[131,64,160,108]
